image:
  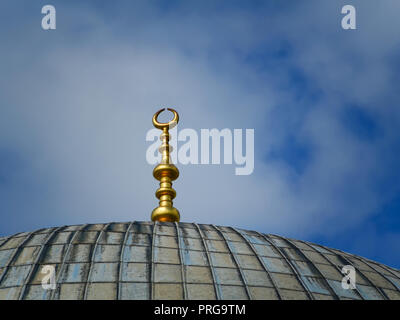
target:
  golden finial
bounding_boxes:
[151,108,180,222]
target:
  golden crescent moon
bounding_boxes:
[152,108,179,130]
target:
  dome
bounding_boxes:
[0,221,399,300]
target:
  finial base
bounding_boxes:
[151,206,180,222]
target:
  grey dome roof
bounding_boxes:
[0,221,399,300]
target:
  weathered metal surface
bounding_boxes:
[0,221,399,300]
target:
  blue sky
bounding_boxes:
[1,0,400,268]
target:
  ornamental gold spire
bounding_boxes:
[151,108,180,222]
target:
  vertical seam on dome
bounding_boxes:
[49,224,89,300]
[18,226,65,300]
[174,222,188,300]
[319,245,389,300]
[193,223,222,300]
[357,255,400,278]
[338,250,400,293]
[0,231,36,286]
[231,227,282,300]
[275,236,341,300]
[117,221,134,300]
[357,259,400,294]
[212,225,252,300]
[150,221,157,300]
[256,232,315,300]
[83,223,111,300]
[296,240,365,300]
[0,235,14,250]
[366,260,400,278]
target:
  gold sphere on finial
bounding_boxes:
[151,108,180,222]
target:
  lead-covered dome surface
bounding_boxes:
[0,221,399,300]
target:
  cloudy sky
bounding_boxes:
[1,0,400,268]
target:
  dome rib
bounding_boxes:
[233,227,282,299]
[175,222,188,299]
[149,220,157,300]
[213,225,252,299]
[278,235,342,299]
[296,238,365,299]
[321,242,388,299]
[193,223,221,299]
[83,223,111,300]
[366,258,400,291]
[117,221,134,300]
[18,226,63,300]
[0,231,35,287]
[49,224,88,300]
[257,231,315,300]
